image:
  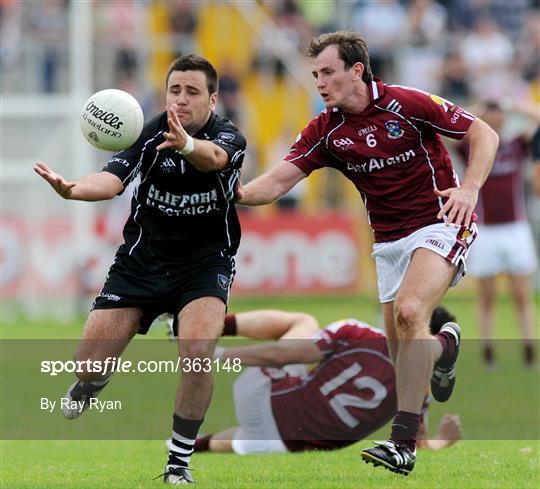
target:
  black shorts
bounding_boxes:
[92,253,235,334]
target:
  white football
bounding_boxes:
[80,89,144,151]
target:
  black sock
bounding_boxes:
[390,411,421,452]
[73,375,111,397]
[483,344,495,366]
[525,343,535,366]
[167,414,203,470]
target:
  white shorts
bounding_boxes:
[231,367,288,455]
[372,222,478,303]
[467,221,538,278]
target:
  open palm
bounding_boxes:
[33,161,76,199]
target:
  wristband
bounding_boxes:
[223,314,237,336]
[180,135,194,155]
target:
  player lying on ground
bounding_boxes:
[168,308,462,456]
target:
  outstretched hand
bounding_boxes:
[33,161,76,199]
[436,413,462,447]
[435,184,478,228]
[156,104,188,152]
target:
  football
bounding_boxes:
[80,89,144,151]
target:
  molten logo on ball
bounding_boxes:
[80,89,144,152]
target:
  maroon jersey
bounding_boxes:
[268,319,397,452]
[285,79,475,242]
[459,136,529,224]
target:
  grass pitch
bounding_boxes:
[1,293,539,488]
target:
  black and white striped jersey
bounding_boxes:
[102,111,246,272]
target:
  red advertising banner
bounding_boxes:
[234,211,360,293]
[0,212,360,299]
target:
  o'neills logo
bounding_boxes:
[84,101,124,130]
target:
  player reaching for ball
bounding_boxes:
[33,54,246,485]
[235,31,499,475]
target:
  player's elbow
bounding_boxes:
[103,187,121,200]
[99,173,124,200]
[490,126,500,148]
[482,121,499,148]
[194,153,228,173]
[268,346,296,367]
[269,176,295,203]
[469,118,499,148]
[290,313,320,338]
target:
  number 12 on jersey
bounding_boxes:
[319,362,387,428]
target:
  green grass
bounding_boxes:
[1,440,538,488]
[1,294,539,488]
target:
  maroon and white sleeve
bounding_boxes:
[396,87,476,140]
[284,112,330,175]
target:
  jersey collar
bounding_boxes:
[369,77,385,102]
[339,78,385,117]
[194,111,217,139]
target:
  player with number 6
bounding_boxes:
[235,31,498,475]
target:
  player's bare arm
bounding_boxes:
[156,105,229,172]
[416,414,462,450]
[436,118,499,227]
[34,162,123,201]
[235,310,320,340]
[236,160,306,206]
[219,338,323,367]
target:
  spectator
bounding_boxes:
[460,18,514,99]
[515,13,540,85]
[458,102,538,368]
[25,0,68,93]
[350,0,409,79]
[218,61,241,125]
[395,0,448,93]
[489,0,531,42]
[439,50,471,102]
[168,0,197,57]
[0,1,23,90]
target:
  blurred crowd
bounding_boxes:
[1,0,539,212]
[2,0,539,105]
[1,0,539,315]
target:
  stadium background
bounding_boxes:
[1,2,539,488]
[1,0,539,322]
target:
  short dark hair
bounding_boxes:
[166,55,219,94]
[305,31,373,83]
[429,306,457,335]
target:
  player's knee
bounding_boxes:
[480,287,496,305]
[181,339,215,362]
[394,298,427,338]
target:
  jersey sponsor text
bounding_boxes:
[146,184,220,216]
[346,149,416,174]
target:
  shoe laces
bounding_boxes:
[152,466,194,481]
